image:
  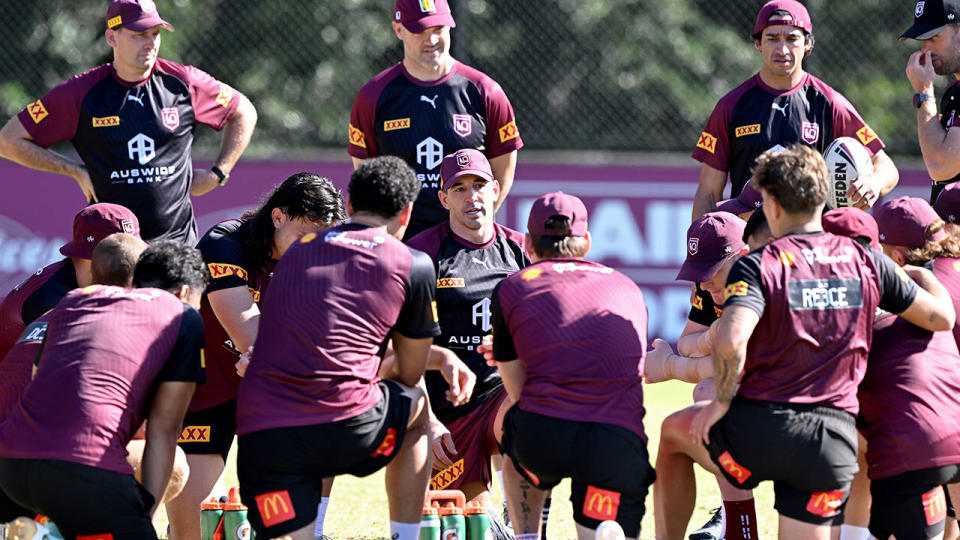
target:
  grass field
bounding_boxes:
[157,380,779,539]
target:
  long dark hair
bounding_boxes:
[242,172,345,272]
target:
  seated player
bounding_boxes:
[486,191,654,540]
[166,172,345,540]
[656,145,954,539]
[0,203,141,360]
[0,240,208,539]
[407,149,528,539]
[235,156,440,540]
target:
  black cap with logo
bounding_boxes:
[901,0,960,40]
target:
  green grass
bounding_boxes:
[157,380,779,539]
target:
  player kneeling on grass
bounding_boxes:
[235,156,440,540]
[0,240,208,540]
[481,191,654,540]
[858,197,960,540]
[655,144,955,540]
[166,172,345,540]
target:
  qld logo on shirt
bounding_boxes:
[161,107,180,131]
[453,114,472,137]
[801,121,819,144]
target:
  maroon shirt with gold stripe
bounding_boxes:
[18,59,241,243]
[349,61,522,239]
[724,232,917,414]
[692,73,884,198]
[0,286,204,474]
[236,224,441,435]
[492,258,648,441]
[859,312,960,479]
[191,219,274,412]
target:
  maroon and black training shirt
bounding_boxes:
[236,223,441,435]
[18,59,241,244]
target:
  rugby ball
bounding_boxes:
[823,137,873,209]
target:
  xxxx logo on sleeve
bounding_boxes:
[735,124,761,138]
[215,82,233,108]
[856,125,877,146]
[208,263,248,281]
[582,485,620,521]
[499,120,519,143]
[256,489,296,528]
[383,118,411,131]
[696,132,717,154]
[437,277,465,288]
[92,116,120,128]
[349,123,367,148]
[27,100,48,124]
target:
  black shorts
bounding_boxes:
[869,464,960,540]
[237,380,411,538]
[706,397,858,526]
[178,398,237,460]
[500,405,655,538]
[0,457,156,539]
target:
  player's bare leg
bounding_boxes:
[840,434,871,540]
[385,383,432,538]
[313,477,334,539]
[126,440,190,505]
[502,462,547,538]
[778,515,839,540]
[653,405,723,540]
[166,454,225,540]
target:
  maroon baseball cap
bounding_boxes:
[527,191,588,237]
[822,207,880,250]
[440,149,493,190]
[676,212,746,283]
[60,203,141,260]
[933,181,960,223]
[753,0,813,37]
[106,0,174,32]
[717,182,764,216]
[394,0,456,33]
[873,196,947,248]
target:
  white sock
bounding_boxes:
[314,497,330,537]
[495,468,505,496]
[720,505,726,535]
[515,535,541,540]
[389,520,420,540]
[839,524,874,540]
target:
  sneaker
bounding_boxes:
[688,507,724,540]
[489,508,514,540]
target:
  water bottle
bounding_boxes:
[201,496,225,540]
[465,501,492,540]
[419,504,441,540]
[221,486,252,540]
[439,503,466,540]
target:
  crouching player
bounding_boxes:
[0,241,208,539]
[235,156,440,540]
[487,191,654,540]
[860,197,960,540]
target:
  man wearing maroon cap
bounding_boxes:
[0,240,207,539]
[692,0,898,220]
[865,195,960,538]
[0,0,257,245]
[659,145,953,539]
[0,202,141,363]
[903,0,960,202]
[487,191,654,540]
[349,0,523,241]
[407,149,527,539]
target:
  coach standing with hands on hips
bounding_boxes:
[0,0,257,245]
[903,0,960,203]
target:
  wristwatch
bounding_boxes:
[211,166,230,186]
[914,93,936,109]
